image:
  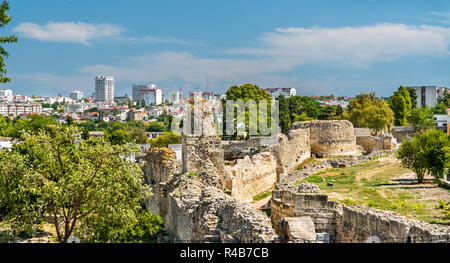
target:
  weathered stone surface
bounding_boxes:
[222,136,278,161]
[297,182,320,193]
[356,133,397,154]
[182,100,225,188]
[268,128,311,177]
[272,150,450,243]
[148,174,279,243]
[279,217,316,243]
[335,204,450,243]
[292,120,361,157]
[224,152,277,201]
[143,148,180,185]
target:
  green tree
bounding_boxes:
[406,87,418,108]
[408,106,435,132]
[0,125,151,242]
[107,129,131,145]
[361,104,394,134]
[277,95,291,134]
[438,93,450,108]
[149,131,181,148]
[397,129,450,183]
[66,116,74,126]
[8,115,58,139]
[81,127,90,140]
[390,86,412,126]
[223,83,272,137]
[433,102,447,115]
[147,121,165,132]
[0,0,17,84]
[348,93,394,133]
[128,127,148,144]
[0,114,11,136]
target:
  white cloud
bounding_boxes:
[113,36,202,46]
[79,24,450,87]
[229,23,450,67]
[13,21,122,45]
[15,23,450,95]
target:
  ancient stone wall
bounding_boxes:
[182,135,225,188]
[143,148,180,185]
[222,136,278,161]
[272,183,450,243]
[271,183,338,241]
[292,120,361,157]
[224,152,277,201]
[182,99,225,188]
[335,205,450,243]
[143,148,181,216]
[268,128,311,177]
[148,174,279,243]
[356,133,397,154]
[392,126,416,141]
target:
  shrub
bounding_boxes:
[342,198,355,206]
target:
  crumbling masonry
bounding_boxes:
[144,102,449,243]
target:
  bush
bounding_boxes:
[342,198,355,206]
[437,199,448,209]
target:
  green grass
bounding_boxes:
[252,191,272,202]
[295,156,450,225]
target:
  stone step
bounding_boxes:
[203,234,221,243]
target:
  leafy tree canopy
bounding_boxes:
[397,129,449,183]
[0,125,157,243]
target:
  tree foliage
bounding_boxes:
[390,86,412,126]
[223,83,272,137]
[408,106,435,132]
[347,93,394,133]
[277,95,343,134]
[406,87,418,108]
[397,129,450,183]
[149,131,181,148]
[0,0,17,84]
[0,125,155,243]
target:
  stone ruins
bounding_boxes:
[144,101,450,243]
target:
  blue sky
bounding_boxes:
[3,0,450,97]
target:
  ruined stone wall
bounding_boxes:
[222,136,278,161]
[271,183,338,241]
[292,120,361,157]
[335,205,450,243]
[392,126,416,141]
[272,183,450,243]
[148,174,278,243]
[143,148,181,216]
[182,99,225,188]
[182,135,225,188]
[356,134,397,154]
[224,152,277,201]
[268,128,311,177]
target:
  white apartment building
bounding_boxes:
[70,91,84,101]
[409,86,449,108]
[132,83,159,104]
[64,103,95,113]
[95,76,114,104]
[265,88,297,100]
[0,103,42,117]
[141,88,163,106]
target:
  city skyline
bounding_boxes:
[3,0,450,97]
